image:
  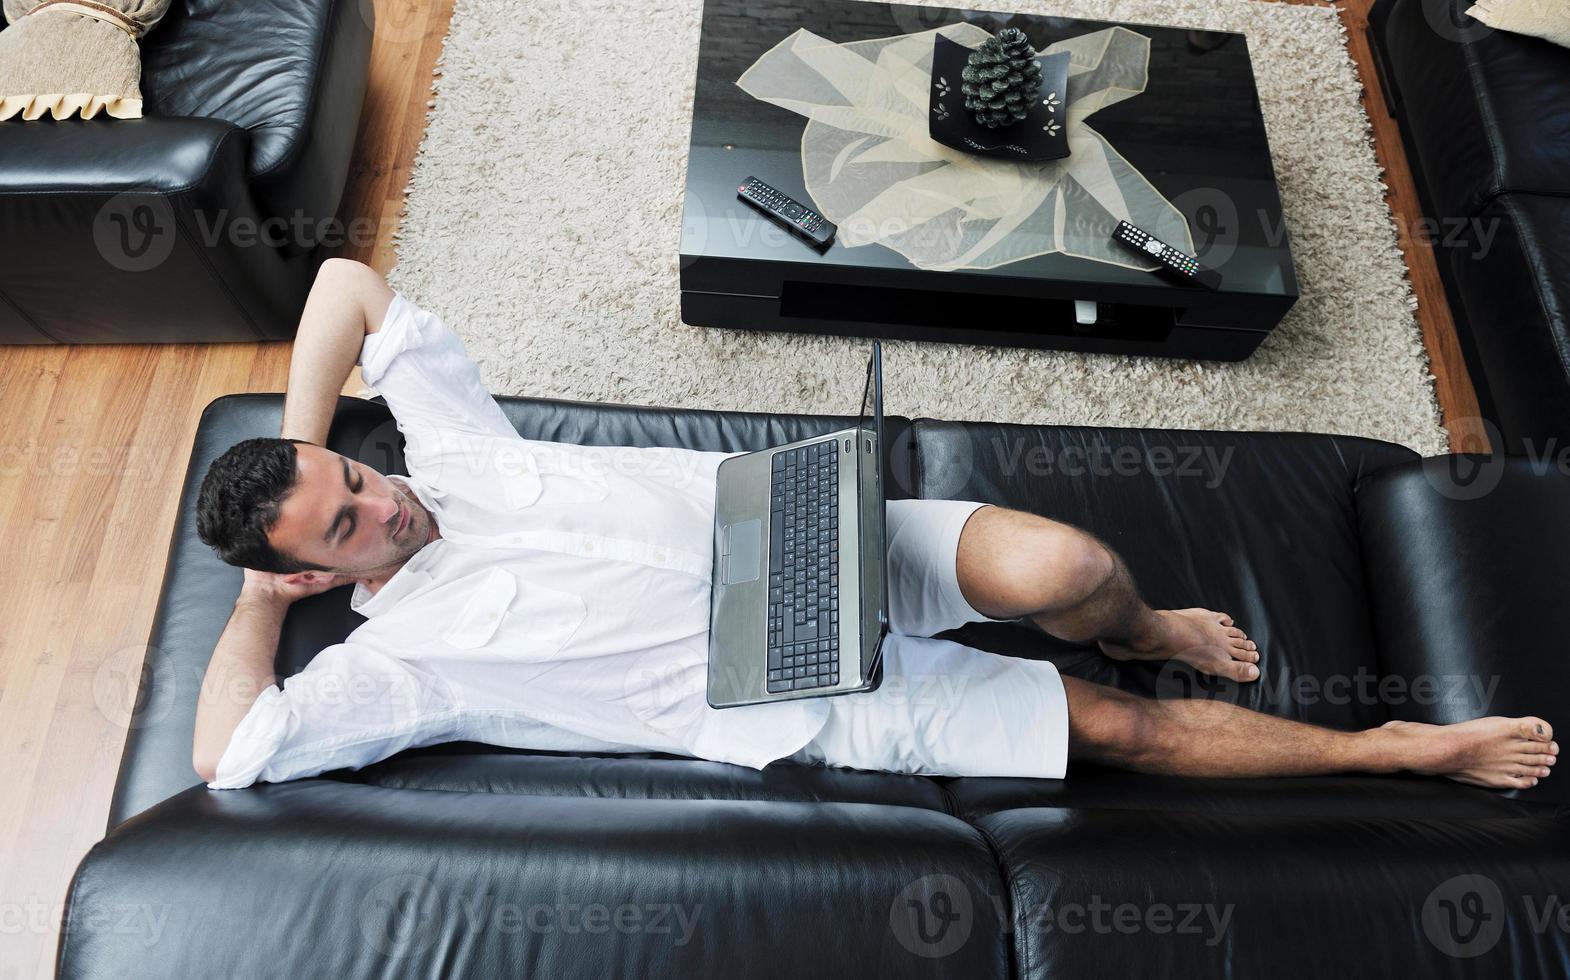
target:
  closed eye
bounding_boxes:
[326,457,366,544]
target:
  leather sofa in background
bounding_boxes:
[0,0,373,344]
[58,394,1570,978]
[1369,0,1570,454]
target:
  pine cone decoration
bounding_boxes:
[960,28,1042,129]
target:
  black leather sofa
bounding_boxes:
[59,393,1570,977]
[1369,0,1570,454]
[0,0,373,344]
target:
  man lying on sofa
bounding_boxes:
[190,259,1557,792]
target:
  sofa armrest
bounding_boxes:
[141,0,376,231]
[0,116,245,193]
[1357,456,1570,804]
[62,781,1009,979]
[0,117,313,342]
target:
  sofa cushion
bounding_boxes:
[67,782,1011,980]
[330,743,954,812]
[978,804,1570,979]
[944,765,1544,822]
[910,421,1417,734]
[1357,455,1570,806]
[1446,192,1570,451]
[1377,0,1570,218]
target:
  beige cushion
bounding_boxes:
[1466,0,1570,49]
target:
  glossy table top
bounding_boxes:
[682,0,1298,300]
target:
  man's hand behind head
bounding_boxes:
[240,566,354,607]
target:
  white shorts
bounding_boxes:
[788,499,1071,779]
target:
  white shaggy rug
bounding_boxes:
[386,0,1449,455]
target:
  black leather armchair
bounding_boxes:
[0,0,373,344]
[56,394,1570,978]
[1370,0,1570,453]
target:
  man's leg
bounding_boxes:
[954,504,1260,680]
[1065,675,1558,790]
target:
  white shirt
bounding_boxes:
[210,293,829,789]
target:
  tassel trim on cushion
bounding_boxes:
[0,92,142,120]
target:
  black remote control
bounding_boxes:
[1112,220,1221,290]
[737,176,836,248]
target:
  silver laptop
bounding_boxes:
[707,343,889,708]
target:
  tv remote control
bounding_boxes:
[1112,220,1221,290]
[737,176,836,248]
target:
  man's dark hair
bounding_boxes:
[196,437,329,573]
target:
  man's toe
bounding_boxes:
[1520,718,1554,742]
[1219,660,1259,682]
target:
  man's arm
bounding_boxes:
[193,570,346,782]
[279,258,394,444]
[192,260,385,782]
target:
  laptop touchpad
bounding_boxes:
[721,519,762,584]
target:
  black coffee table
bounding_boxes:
[679,0,1299,360]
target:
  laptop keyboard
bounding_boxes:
[767,441,841,693]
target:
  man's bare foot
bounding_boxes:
[1382,716,1558,790]
[1099,608,1260,682]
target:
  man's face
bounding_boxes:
[267,443,432,575]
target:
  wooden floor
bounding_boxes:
[0,0,1481,975]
